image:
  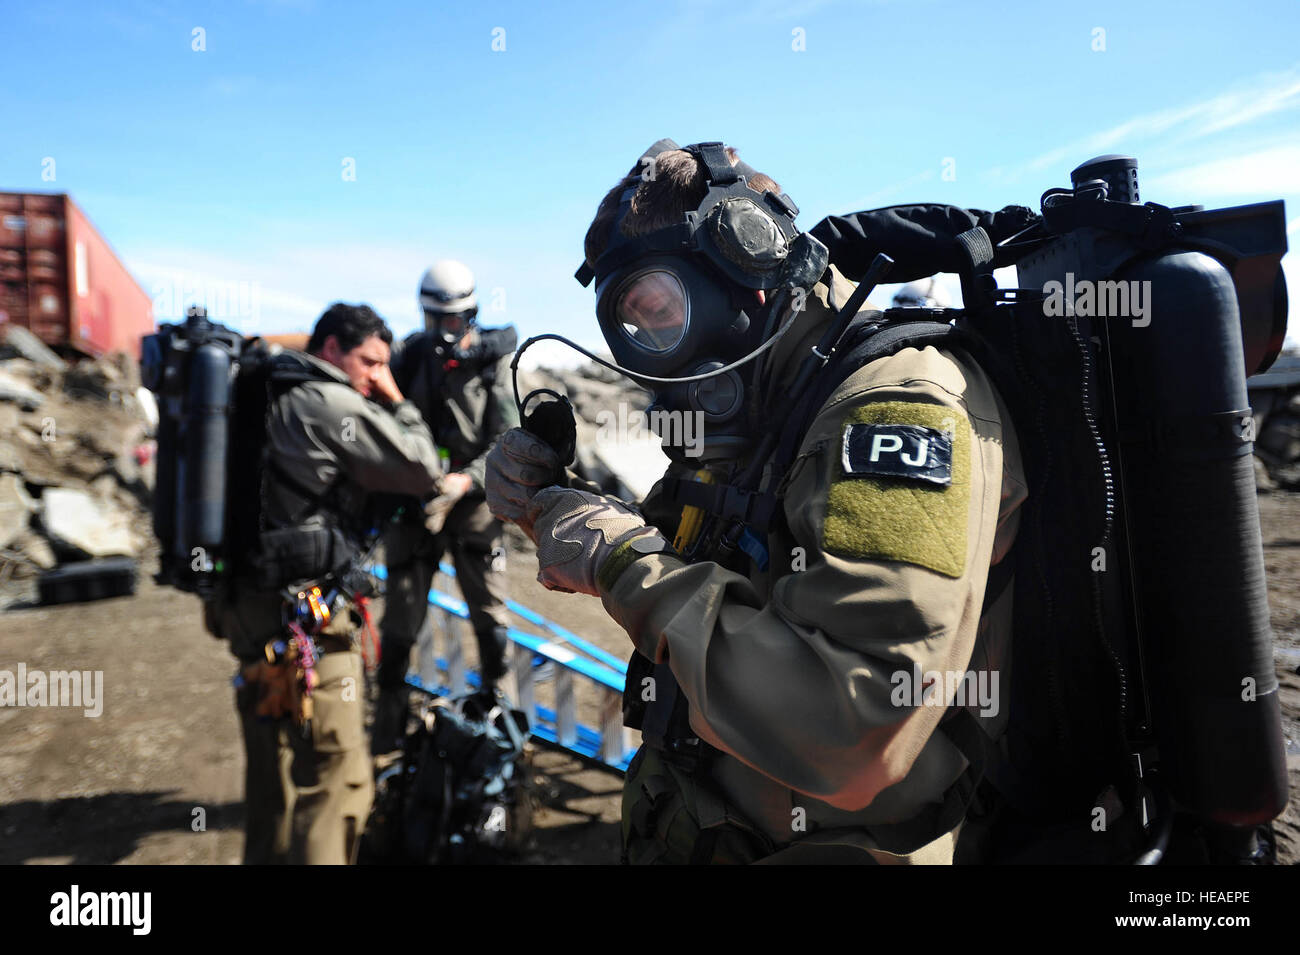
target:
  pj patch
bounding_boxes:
[841,424,952,485]
[824,401,971,578]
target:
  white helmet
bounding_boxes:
[418,259,478,315]
[892,276,951,309]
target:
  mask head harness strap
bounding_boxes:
[574,140,824,295]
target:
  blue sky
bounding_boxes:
[3,0,1298,362]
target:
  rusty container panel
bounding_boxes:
[64,196,153,357]
[0,192,152,357]
[23,194,65,249]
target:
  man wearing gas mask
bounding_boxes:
[486,141,1027,863]
[373,260,520,755]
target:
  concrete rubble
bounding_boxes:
[0,325,153,587]
[0,324,673,590]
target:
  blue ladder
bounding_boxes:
[370,563,636,772]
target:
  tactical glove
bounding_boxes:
[485,428,563,542]
[423,473,471,535]
[527,486,668,597]
[423,493,457,535]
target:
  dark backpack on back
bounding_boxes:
[144,309,357,595]
[804,304,1141,861]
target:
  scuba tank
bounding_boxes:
[1011,155,1290,858]
[142,306,242,594]
[143,306,359,596]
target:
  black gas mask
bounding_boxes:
[424,307,478,349]
[575,140,829,464]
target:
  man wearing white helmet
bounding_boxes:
[891,276,952,309]
[372,260,520,754]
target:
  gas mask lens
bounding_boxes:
[615,270,687,352]
[428,307,476,343]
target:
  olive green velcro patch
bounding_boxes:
[823,400,970,578]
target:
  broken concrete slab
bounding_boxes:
[0,325,66,372]
[38,486,136,559]
[0,369,45,410]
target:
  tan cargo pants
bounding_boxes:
[208,586,374,865]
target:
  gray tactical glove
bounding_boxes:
[485,428,562,542]
[527,487,669,596]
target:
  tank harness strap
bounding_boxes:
[661,316,968,538]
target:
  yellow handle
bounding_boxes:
[672,470,714,552]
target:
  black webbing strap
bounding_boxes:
[768,317,967,485]
[954,226,994,273]
[692,142,740,185]
[587,222,695,283]
[661,317,970,536]
[954,226,996,311]
[1041,199,1177,248]
[660,477,779,530]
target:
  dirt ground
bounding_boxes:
[2,497,1299,866]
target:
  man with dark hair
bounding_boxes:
[487,142,1026,864]
[305,302,393,355]
[205,301,444,864]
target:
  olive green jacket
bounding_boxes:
[263,352,445,528]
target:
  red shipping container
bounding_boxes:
[0,191,153,357]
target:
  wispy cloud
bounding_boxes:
[1143,144,1300,200]
[986,64,1300,186]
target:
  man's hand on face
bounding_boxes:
[320,333,403,403]
[485,428,562,541]
[369,364,405,405]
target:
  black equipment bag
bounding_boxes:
[362,691,532,865]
